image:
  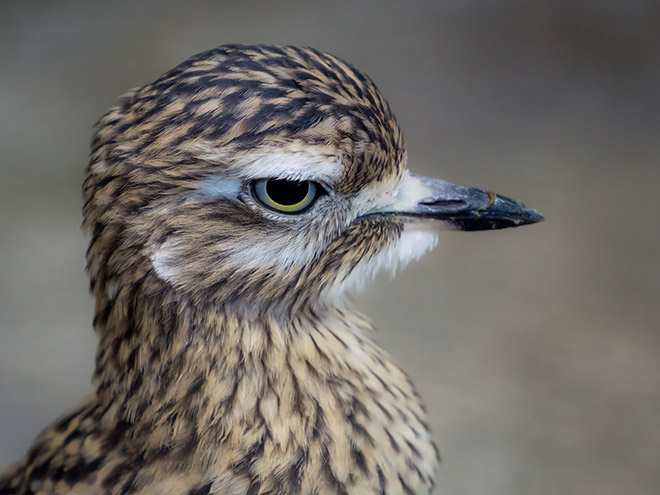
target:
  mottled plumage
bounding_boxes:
[1,44,541,495]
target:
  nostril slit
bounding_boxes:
[419,198,467,207]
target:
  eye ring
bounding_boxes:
[252,178,321,214]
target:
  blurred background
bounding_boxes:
[1,1,659,493]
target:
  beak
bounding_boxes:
[365,173,544,231]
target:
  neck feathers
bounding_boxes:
[90,277,437,493]
[93,278,373,451]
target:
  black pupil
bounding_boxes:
[266,179,309,205]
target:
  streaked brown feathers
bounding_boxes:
[1,45,437,495]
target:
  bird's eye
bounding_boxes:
[252,178,321,213]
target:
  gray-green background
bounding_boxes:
[1,1,659,494]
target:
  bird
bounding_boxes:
[0,44,542,495]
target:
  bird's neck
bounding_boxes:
[90,282,438,493]
[93,283,377,457]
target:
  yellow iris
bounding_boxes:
[253,179,318,213]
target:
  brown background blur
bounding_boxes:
[1,1,659,494]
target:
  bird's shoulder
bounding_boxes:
[0,397,105,494]
[0,397,251,495]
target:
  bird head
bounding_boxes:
[83,45,542,317]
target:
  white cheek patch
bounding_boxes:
[149,233,323,287]
[150,242,181,285]
[223,234,321,271]
[151,230,438,298]
[323,230,439,302]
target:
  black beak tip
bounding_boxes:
[451,196,544,231]
[523,208,545,225]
